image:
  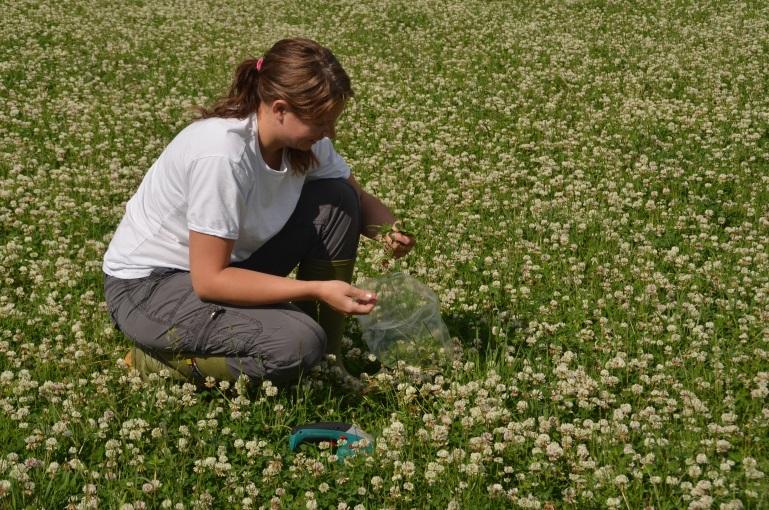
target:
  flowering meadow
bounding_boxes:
[2,0,769,508]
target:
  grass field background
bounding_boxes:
[2,0,769,508]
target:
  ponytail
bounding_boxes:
[196,58,262,119]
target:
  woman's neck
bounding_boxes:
[256,110,284,168]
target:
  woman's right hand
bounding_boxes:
[317,280,377,315]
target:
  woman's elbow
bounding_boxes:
[190,272,218,302]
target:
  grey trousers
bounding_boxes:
[104,178,361,386]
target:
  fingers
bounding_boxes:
[390,232,413,246]
[319,280,377,316]
[385,231,416,258]
[348,300,376,315]
[350,287,377,304]
[348,286,377,315]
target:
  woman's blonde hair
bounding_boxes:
[197,37,353,173]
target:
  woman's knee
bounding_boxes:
[254,318,327,385]
[301,179,361,259]
[287,316,327,367]
[328,178,360,217]
[304,178,361,217]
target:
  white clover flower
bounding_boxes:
[262,380,278,397]
[545,442,563,460]
[689,495,713,510]
[743,457,764,479]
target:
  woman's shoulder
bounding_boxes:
[172,115,255,162]
[310,136,334,159]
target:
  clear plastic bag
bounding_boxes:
[356,272,452,368]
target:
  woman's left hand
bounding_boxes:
[384,229,416,258]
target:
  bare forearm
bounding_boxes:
[355,186,416,258]
[193,266,320,306]
[360,189,397,238]
[193,266,376,314]
[188,230,376,312]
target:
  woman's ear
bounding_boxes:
[271,100,289,122]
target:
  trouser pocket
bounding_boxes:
[192,304,227,353]
[105,269,195,352]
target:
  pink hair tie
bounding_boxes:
[255,57,264,72]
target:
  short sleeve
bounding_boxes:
[186,156,248,239]
[307,138,351,180]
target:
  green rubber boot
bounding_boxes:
[296,258,356,377]
[187,356,236,382]
[127,347,236,384]
[127,346,191,383]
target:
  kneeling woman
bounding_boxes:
[102,38,414,386]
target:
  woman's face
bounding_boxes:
[281,103,343,151]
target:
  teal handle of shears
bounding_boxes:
[289,428,347,450]
[289,429,372,459]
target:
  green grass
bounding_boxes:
[2,0,769,508]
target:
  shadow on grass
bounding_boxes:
[443,310,527,357]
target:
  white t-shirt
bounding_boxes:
[103,114,350,279]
